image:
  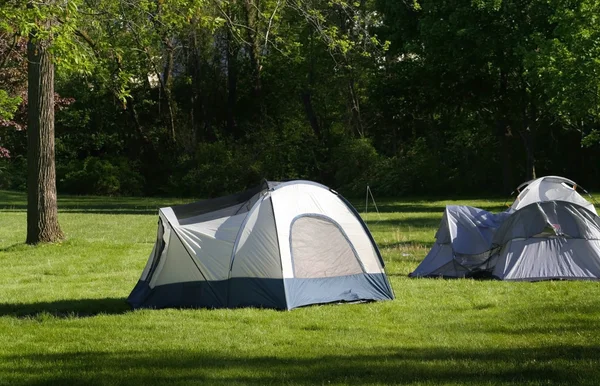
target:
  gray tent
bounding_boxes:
[408,205,510,278]
[510,176,596,214]
[128,180,394,310]
[410,176,600,280]
[491,201,600,280]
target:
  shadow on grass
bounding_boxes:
[0,298,131,318]
[2,190,511,216]
[0,190,181,215]
[2,346,598,385]
[386,272,414,277]
[379,240,435,249]
[367,217,442,229]
[356,203,509,214]
[0,243,25,252]
[0,205,160,215]
[357,204,449,213]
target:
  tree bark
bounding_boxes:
[518,73,536,181]
[244,0,262,100]
[301,91,321,139]
[521,101,536,181]
[522,129,536,180]
[348,77,364,138]
[301,31,321,139]
[161,38,176,142]
[496,69,513,194]
[226,26,239,137]
[26,28,64,244]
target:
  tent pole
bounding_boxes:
[368,185,380,218]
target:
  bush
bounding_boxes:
[0,156,27,191]
[58,156,145,196]
[169,142,261,198]
[367,138,444,197]
[330,138,381,196]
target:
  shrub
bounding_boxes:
[0,156,27,191]
[169,142,261,198]
[58,156,144,196]
[330,138,381,196]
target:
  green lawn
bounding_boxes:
[1,190,599,385]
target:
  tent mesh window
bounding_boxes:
[290,215,363,278]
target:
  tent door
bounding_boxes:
[290,214,365,278]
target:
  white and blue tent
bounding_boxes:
[128,180,394,310]
[410,176,600,280]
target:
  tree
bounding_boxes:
[1,0,87,243]
[26,20,64,243]
[525,0,600,146]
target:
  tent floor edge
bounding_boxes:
[285,273,394,310]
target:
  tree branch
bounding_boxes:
[263,0,282,52]
[0,32,19,69]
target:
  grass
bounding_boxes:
[1,190,599,385]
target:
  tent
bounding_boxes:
[409,176,599,280]
[408,205,510,278]
[491,201,600,280]
[128,180,394,310]
[510,176,596,213]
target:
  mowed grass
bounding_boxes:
[1,191,599,385]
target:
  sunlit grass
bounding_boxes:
[1,190,599,385]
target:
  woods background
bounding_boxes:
[2,0,600,199]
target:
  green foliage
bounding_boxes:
[582,129,600,147]
[58,157,144,196]
[374,138,439,196]
[331,137,381,195]
[4,0,600,198]
[174,142,259,197]
[0,156,26,190]
[0,0,95,74]
[0,90,21,120]
[523,0,600,135]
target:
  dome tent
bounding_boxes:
[491,201,600,281]
[410,176,598,280]
[510,176,596,214]
[408,205,510,278]
[128,180,394,310]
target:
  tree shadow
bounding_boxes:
[2,345,599,385]
[0,298,131,318]
[356,203,510,214]
[0,190,182,215]
[0,243,26,252]
[367,217,442,229]
[379,240,435,249]
[474,302,600,335]
[359,204,450,213]
[0,205,160,215]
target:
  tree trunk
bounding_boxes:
[518,74,536,181]
[301,31,321,139]
[521,101,536,181]
[226,26,239,137]
[348,77,364,138]
[162,38,176,142]
[244,0,262,101]
[301,91,321,139]
[496,69,513,194]
[497,122,513,194]
[523,130,536,180]
[26,29,64,244]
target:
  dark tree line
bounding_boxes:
[1,0,600,213]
